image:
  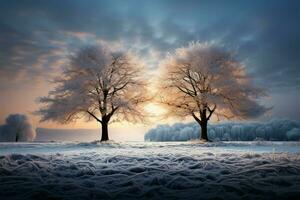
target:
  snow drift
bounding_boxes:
[0,114,36,142]
[145,119,300,141]
[0,142,299,200]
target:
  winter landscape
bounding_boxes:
[1,0,300,199]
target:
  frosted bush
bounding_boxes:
[145,119,300,141]
[286,128,300,141]
[0,114,36,142]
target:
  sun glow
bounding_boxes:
[144,103,166,117]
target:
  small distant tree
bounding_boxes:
[37,45,149,141]
[159,42,269,141]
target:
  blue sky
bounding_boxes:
[0,0,299,129]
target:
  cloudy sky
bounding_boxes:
[0,0,299,137]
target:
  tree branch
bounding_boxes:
[86,111,102,123]
[191,112,202,124]
[207,104,216,120]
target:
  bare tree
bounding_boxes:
[159,42,270,141]
[37,45,149,141]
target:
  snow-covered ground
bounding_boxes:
[0,141,299,199]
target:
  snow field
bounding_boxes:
[0,142,299,200]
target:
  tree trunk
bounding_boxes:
[101,121,109,141]
[199,109,209,141]
[200,120,208,141]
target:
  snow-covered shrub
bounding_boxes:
[0,114,36,142]
[286,128,300,141]
[144,119,300,141]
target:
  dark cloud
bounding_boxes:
[0,1,299,92]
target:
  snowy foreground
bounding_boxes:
[0,142,299,200]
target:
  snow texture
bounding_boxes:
[145,119,300,141]
[0,141,299,200]
[0,114,36,142]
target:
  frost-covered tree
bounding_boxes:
[0,114,36,142]
[159,42,269,141]
[37,45,149,141]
